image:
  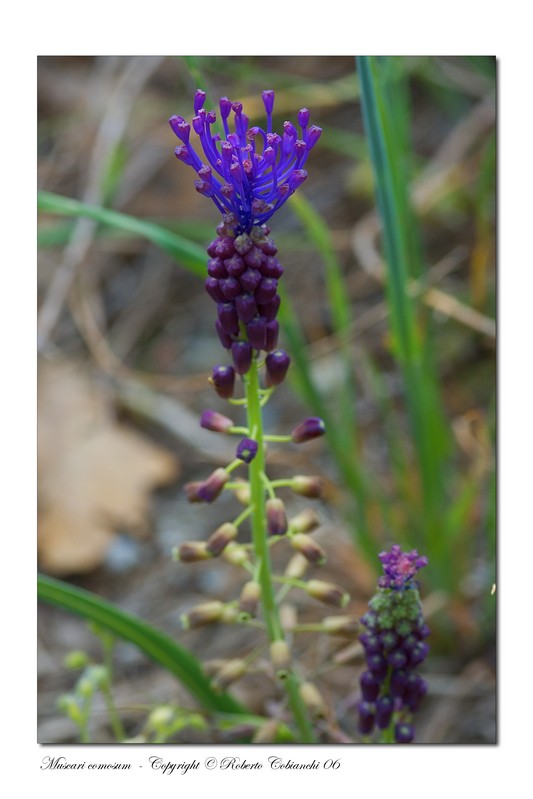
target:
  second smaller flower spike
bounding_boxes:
[291,417,326,444]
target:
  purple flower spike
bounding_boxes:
[209,365,235,399]
[236,438,258,464]
[291,416,326,444]
[170,90,321,233]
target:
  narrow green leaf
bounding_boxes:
[38,573,247,716]
[38,191,207,276]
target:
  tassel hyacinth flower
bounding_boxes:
[357,545,429,743]
[170,90,355,743]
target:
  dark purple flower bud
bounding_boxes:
[240,267,262,293]
[236,437,258,464]
[261,257,283,279]
[258,294,281,322]
[379,630,399,651]
[200,409,234,433]
[217,302,239,336]
[194,179,213,197]
[366,654,388,681]
[207,257,226,279]
[288,169,307,191]
[298,107,310,128]
[207,239,220,257]
[215,237,236,259]
[255,277,278,304]
[408,641,430,668]
[394,723,414,744]
[215,319,233,349]
[375,696,394,729]
[169,115,191,143]
[265,349,290,386]
[235,293,258,323]
[390,669,408,698]
[360,670,381,702]
[244,246,263,268]
[246,317,267,350]
[231,341,253,375]
[220,276,242,300]
[262,90,275,115]
[219,96,232,119]
[291,416,326,443]
[266,498,288,536]
[205,277,225,303]
[264,320,279,352]
[360,611,378,630]
[194,89,206,113]
[225,254,246,278]
[307,125,322,149]
[359,632,381,654]
[405,676,428,712]
[257,237,278,256]
[174,145,194,165]
[357,701,375,736]
[209,365,236,399]
[387,649,408,669]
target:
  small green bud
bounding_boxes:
[64,650,89,670]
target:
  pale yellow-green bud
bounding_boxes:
[322,615,360,636]
[211,658,247,691]
[252,719,280,743]
[239,580,261,616]
[289,508,321,533]
[232,477,251,505]
[290,533,327,566]
[173,541,212,563]
[299,681,327,719]
[284,552,309,579]
[147,705,175,731]
[305,579,350,608]
[290,475,325,499]
[222,542,251,568]
[220,605,241,624]
[181,600,225,629]
[270,640,292,677]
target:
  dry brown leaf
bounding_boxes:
[38,359,179,574]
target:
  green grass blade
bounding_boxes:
[38,191,206,276]
[38,573,248,716]
[357,56,451,576]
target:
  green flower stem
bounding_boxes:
[243,356,316,744]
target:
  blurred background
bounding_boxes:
[37,55,496,743]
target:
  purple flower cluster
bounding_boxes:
[169,90,321,376]
[378,544,428,590]
[204,219,283,371]
[357,546,429,743]
[169,89,321,233]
